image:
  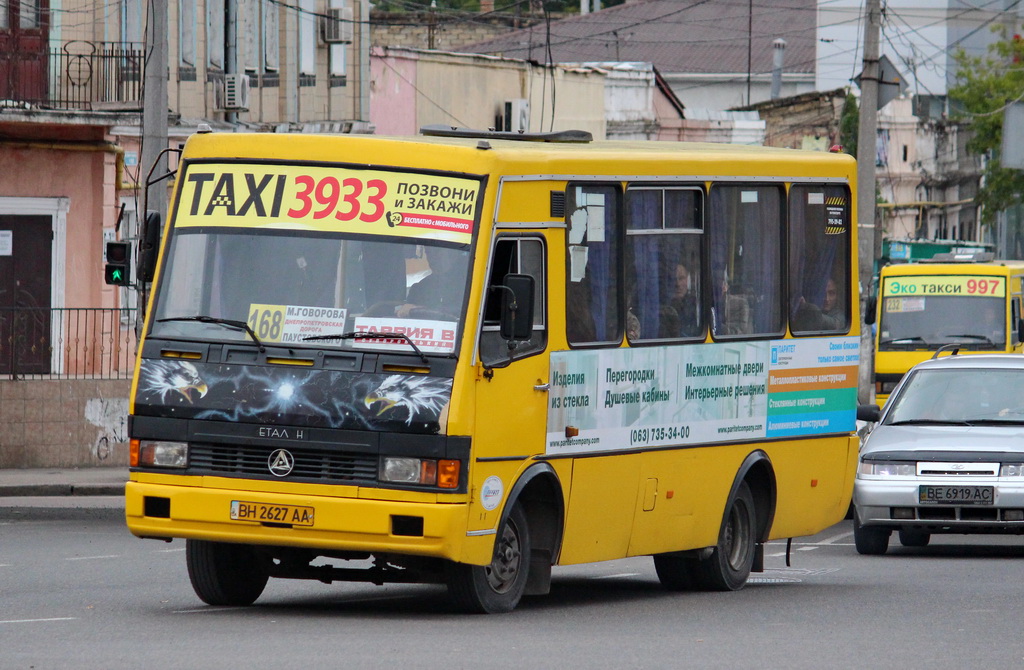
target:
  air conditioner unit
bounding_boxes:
[503,99,530,132]
[320,6,354,44]
[220,73,251,111]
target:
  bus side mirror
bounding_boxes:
[864,295,877,325]
[857,404,881,423]
[138,210,161,282]
[498,274,535,341]
[1018,318,1024,344]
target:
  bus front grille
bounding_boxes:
[188,443,379,483]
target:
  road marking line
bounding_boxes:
[596,572,640,579]
[0,617,77,624]
[155,547,185,553]
[64,555,121,561]
[816,530,854,545]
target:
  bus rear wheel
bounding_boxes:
[446,503,530,614]
[186,539,269,606]
[690,480,757,591]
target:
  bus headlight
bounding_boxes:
[134,440,189,468]
[858,461,915,476]
[381,457,460,488]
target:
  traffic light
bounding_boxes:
[104,241,131,286]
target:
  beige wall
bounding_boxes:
[372,48,606,138]
[0,380,130,468]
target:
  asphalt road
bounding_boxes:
[2,511,1024,669]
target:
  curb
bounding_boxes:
[0,483,126,497]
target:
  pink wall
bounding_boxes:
[370,48,421,136]
[0,137,124,310]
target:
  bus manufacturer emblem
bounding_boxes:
[268,449,295,477]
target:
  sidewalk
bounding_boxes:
[0,467,128,497]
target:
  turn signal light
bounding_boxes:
[438,459,460,489]
[129,438,140,467]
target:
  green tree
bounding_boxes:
[949,31,1024,226]
[839,91,858,158]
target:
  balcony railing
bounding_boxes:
[0,41,144,111]
[0,308,138,380]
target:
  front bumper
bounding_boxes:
[125,478,487,562]
[854,476,1024,533]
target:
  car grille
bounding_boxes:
[188,443,379,483]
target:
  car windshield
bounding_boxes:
[150,229,471,356]
[885,367,1024,424]
[878,292,1005,350]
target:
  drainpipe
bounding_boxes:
[771,38,785,99]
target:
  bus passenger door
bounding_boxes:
[472,234,551,508]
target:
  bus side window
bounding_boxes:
[709,185,783,338]
[480,237,547,366]
[789,184,851,335]
[566,184,621,346]
[625,186,704,342]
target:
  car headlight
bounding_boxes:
[1000,463,1024,477]
[132,439,188,468]
[858,460,916,476]
[380,457,460,488]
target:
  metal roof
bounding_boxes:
[459,0,818,76]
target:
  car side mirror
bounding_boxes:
[863,295,877,326]
[138,210,161,282]
[857,404,881,423]
[498,273,535,341]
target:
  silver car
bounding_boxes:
[854,352,1024,555]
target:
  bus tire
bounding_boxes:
[898,528,930,547]
[689,480,757,591]
[186,539,269,606]
[446,503,530,614]
[853,520,890,555]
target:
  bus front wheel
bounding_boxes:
[186,539,269,606]
[446,503,530,614]
[691,480,757,591]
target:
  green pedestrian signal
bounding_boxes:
[104,241,131,286]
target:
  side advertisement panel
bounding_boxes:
[546,337,859,454]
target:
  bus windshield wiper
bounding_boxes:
[880,336,929,345]
[157,315,265,352]
[944,334,995,345]
[303,331,429,364]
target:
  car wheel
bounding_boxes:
[898,528,930,547]
[853,520,890,555]
[186,539,269,606]
[688,481,757,591]
[446,503,530,613]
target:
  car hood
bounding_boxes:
[862,424,1024,457]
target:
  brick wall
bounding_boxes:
[371,10,550,52]
[0,380,130,468]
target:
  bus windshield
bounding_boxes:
[878,293,1005,349]
[150,229,471,356]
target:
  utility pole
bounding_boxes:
[856,0,881,403]
[142,0,168,223]
[140,0,168,332]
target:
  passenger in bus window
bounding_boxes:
[396,246,463,319]
[794,277,843,331]
[669,262,700,337]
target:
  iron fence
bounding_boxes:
[0,41,144,110]
[0,308,137,380]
